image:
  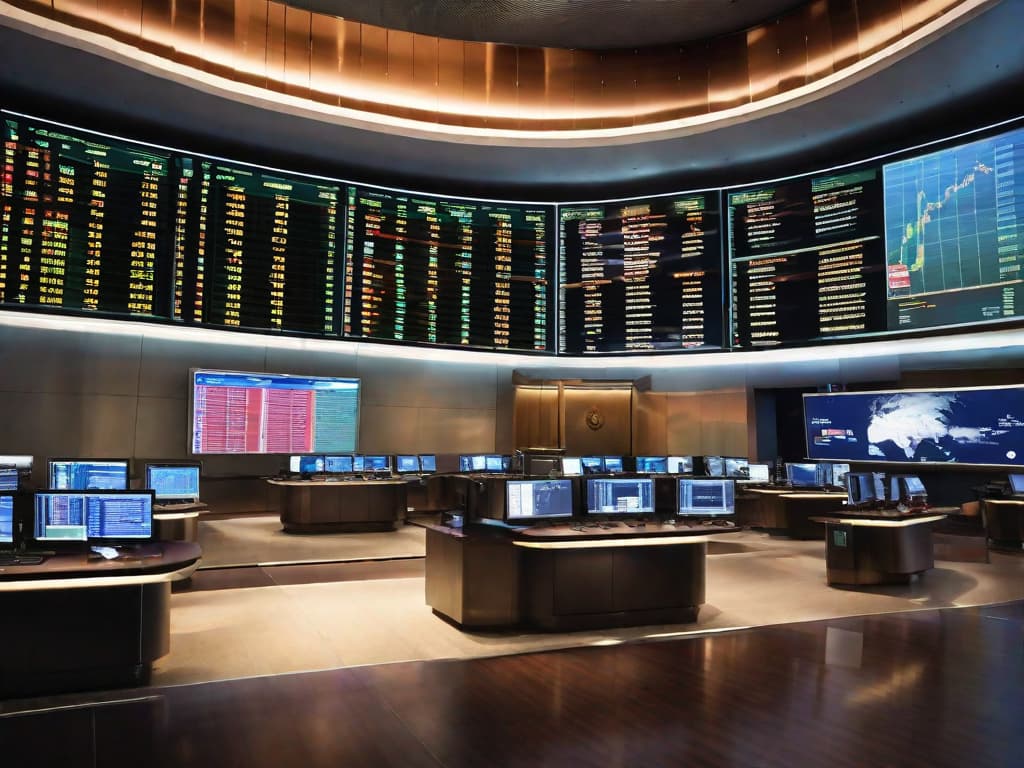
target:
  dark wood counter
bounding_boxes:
[423,521,741,631]
[981,498,1024,548]
[0,541,201,697]
[736,488,847,538]
[269,479,407,533]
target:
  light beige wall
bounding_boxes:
[632,389,750,457]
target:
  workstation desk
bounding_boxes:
[736,487,848,538]
[981,498,1024,548]
[424,521,742,631]
[267,478,407,533]
[0,541,201,698]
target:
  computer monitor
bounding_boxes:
[581,456,603,474]
[635,456,668,474]
[506,479,574,523]
[1009,474,1024,494]
[290,455,325,474]
[0,455,32,476]
[0,466,19,492]
[33,490,154,543]
[145,464,201,502]
[418,455,437,473]
[786,462,826,488]
[703,456,725,477]
[603,457,624,474]
[586,478,655,515]
[324,455,354,473]
[677,478,736,517]
[460,455,487,472]
[747,463,771,483]
[561,457,583,476]
[395,455,420,474]
[361,455,391,472]
[48,459,129,490]
[484,455,504,472]
[724,458,749,478]
[0,494,13,546]
[829,463,851,488]
[667,456,693,474]
[846,472,885,505]
[889,474,927,501]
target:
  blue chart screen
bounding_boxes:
[885,126,1024,330]
[804,387,1024,466]
[587,478,654,514]
[1,496,13,544]
[148,466,200,499]
[35,494,153,540]
[51,461,128,490]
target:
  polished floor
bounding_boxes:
[2,600,1021,767]
[152,530,1024,686]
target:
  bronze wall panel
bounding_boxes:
[633,47,681,124]
[902,0,957,33]
[515,46,546,129]
[264,1,287,86]
[562,387,632,456]
[857,0,905,57]
[282,6,312,97]
[677,45,710,118]
[53,0,97,21]
[747,23,782,101]
[140,0,173,53]
[708,32,749,112]
[436,37,466,126]
[386,29,417,121]
[413,34,439,120]
[488,43,520,126]
[536,47,574,131]
[309,14,341,105]
[777,8,811,90]
[461,42,490,129]
[632,392,668,455]
[201,0,234,68]
[600,49,636,129]
[804,0,836,80]
[513,385,560,450]
[570,50,605,130]
[96,0,140,37]
[828,0,862,71]
[337,19,364,112]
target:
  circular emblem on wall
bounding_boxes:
[585,406,605,431]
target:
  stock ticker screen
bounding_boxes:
[343,186,553,351]
[1,116,173,317]
[559,194,723,353]
[728,168,888,348]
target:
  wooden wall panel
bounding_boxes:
[96,0,141,37]
[310,14,342,105]
[776,9,810,90]
[202,0,234,71]
[805,0,837,81]
[857,0,905,57]
[747,23,782,101]
[562,387,633,456]
[828,0,862,71]
[283,6,312,97]
[513,385,560,450]
[264,1,287,86]
[708,32,749,112]
[436,37,466,126]
[386,29,417,121]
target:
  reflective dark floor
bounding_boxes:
[1,601,1021,768]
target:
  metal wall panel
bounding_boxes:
[136,336,268,398]
[631,391,668,455]
[415,406,496,453]
[133,395,188,459]
[264,1,287,85]
[708,32,750,112]
[747,23,782,101]
[310,13,342,103]
[858,0,905,57]
[283,5,313,97]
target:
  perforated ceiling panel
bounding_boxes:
[289,0,806,49]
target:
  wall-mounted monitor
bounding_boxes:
[395,455,420,473]
[586,478,654,515]
[804,385,1024,466]
[49,459,129,491]
[145,463,201,502]
[191,370,359,455]
[561,457,583,476]
[506,479,574,523]
[418,455,437,473]
[667,456,693,474]
[724,458,749,478]
[747,463,771,483]
[0,467,19,492]
[635,456,668,474]
[677,478,736,517]
[33,490,154,543]
[0,494,13,546]
[559,193,723,354]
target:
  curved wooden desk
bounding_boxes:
[0,541,201,697]
[810,511,949,586]
[424,521,741,631]
[981,498,1024,548]
[736,488,847,538]
[268,478,407,533]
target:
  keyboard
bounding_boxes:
[154,501,206,511]
[0,553,45,566]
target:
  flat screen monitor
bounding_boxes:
[145,464,201,502]
[586,478,655,515]
[667,456,693,474]
[724,458,749,478]
[890,475,927,499]
[847,472,885,505]
[703,456,725,477]
[603,457,624,474]
[0,494,13,546]
[804,385,1024,466]
[360,455,390,472]
[0,455,33,475]
[484,455,504,472]
[418,455,437,473]
[1009,473,1024,494]
[635,457,668,474]
[49,459,129,490]
[561,457,582,476]
[581,456,603,474]
[506,479,574,523]
[747,463,771,483]
[395,455,420,474]
[34,491,154,542]
[460,455,487,472]
[786,462,824,488]
[290,455,325,474]
[324,455,354,473]
[0,466,18,492]
[190,370,360,455]
[677,478,736,516]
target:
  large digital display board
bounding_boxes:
[559,194,722,353]
[173,159,341,334]
[884,125,1024,330]
[343,186,553,351]
[1,116,173,317]
[729,168,888,347]
[190,370,360,454]
[804,386,1024,466]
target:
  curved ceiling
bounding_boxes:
[287,0,807,49]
